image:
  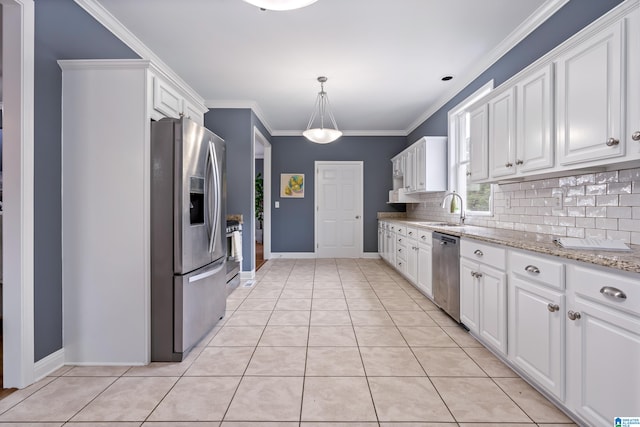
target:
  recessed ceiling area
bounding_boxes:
[96,0,551,135]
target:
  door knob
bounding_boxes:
[567,310,581,321]
[632,131,640,141]
[606,137,620,146]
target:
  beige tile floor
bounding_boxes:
[0,259,578,426]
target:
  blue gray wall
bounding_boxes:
[270,136,407,253]
[205,109,272,271]
[34,0,138,362]
[409,0,624,141]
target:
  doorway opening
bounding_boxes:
[253,127,270,272]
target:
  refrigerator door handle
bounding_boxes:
[207,140,221,253]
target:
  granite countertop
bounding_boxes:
[381,218,640,274]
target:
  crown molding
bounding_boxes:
[406,0,569,134]
[205,99,274,135]
[73,0,206,111]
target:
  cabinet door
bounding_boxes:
[567,296,640,426]
[489,87,517,178]
[469,104,489,181]
[404,148,416,192]
[153,76,183,119]
[627,7,640,157]
[405,243,418,284]
[556,20,624,165]
[517,64,555,173]
[417,243,432,297]
[414,139,426,192]
[460,258,479,334]
[478,264,508,355]
[509,277,565,400]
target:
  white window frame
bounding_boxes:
[447,80,494,217]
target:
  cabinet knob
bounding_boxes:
[421,235,427,240]
[515,159,523,165]
[600,286,627,300]
[474,249,483,257]
[466,171,472,177]
[605,137,620,146]
[567,310,581,321]
[505,162,513,168]
[471,271,482,278]
[525,265,540,274]
[471,271,477,277]
[547,303,560,312]
[632,131,640,141]
[398,248,402,252]
[408,231,413,235]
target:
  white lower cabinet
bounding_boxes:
[566,264,640,427]
[404,228,419,284]
[460,239,507,355]
[416,229,433,297]
[508,250,565,400]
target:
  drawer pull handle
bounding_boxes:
[568,310,581,321]
[600,286,627,300]
[421,235,427,240]
[408,231,413,235]
[606,137,620,146]
[547,303,560,312]
[474,249,483,257]
[525,265,540,274]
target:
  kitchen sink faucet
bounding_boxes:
[441,191,465,225]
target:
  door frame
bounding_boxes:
[2,0,36,388]
[252,127,271,266]
[314,161,364,258]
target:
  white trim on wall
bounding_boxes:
[253,127,272,261]
[33,349,64,382]
[1,0,36,389]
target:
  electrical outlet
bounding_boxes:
[505,196,511,209]
[275,201,280,208]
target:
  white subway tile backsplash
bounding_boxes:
[607,182,632,194]
[596,195,619,206]
[405,166,640,244]
[595,218,618,230]
[585,206,607,217]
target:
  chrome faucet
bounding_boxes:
[441,191,465,225]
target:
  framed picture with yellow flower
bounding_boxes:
[280,173,305,198]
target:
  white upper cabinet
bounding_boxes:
[556,19,624,165]
[627,7,640,156]
[516,64,555,173]
[469,104,489,181]
[489,87,517,178]
[390,137,447,194]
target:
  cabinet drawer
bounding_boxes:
[406,227,418,240]
[510,250,565,290]
[416,228,432,246]
[395,224,407,236]
[568,264,640,317]
[461,239,506,270]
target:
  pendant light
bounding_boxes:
[243,0,318,11]
[303,76,342,144]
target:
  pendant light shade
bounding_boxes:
[243,0,318,11]
[303,76,342,144]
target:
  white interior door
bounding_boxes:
[315,161,363,258]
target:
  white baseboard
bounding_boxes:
[33,349,65,381]
[362,252,382,259]
[240,270,255,280]
[270,252,381,259]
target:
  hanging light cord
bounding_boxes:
[306,80,339,131]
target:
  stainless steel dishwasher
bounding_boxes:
[432,232,460,322]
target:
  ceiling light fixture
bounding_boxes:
[303,76,342,144]
[242,0,318,11]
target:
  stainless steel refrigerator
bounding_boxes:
[150,117,226,362]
